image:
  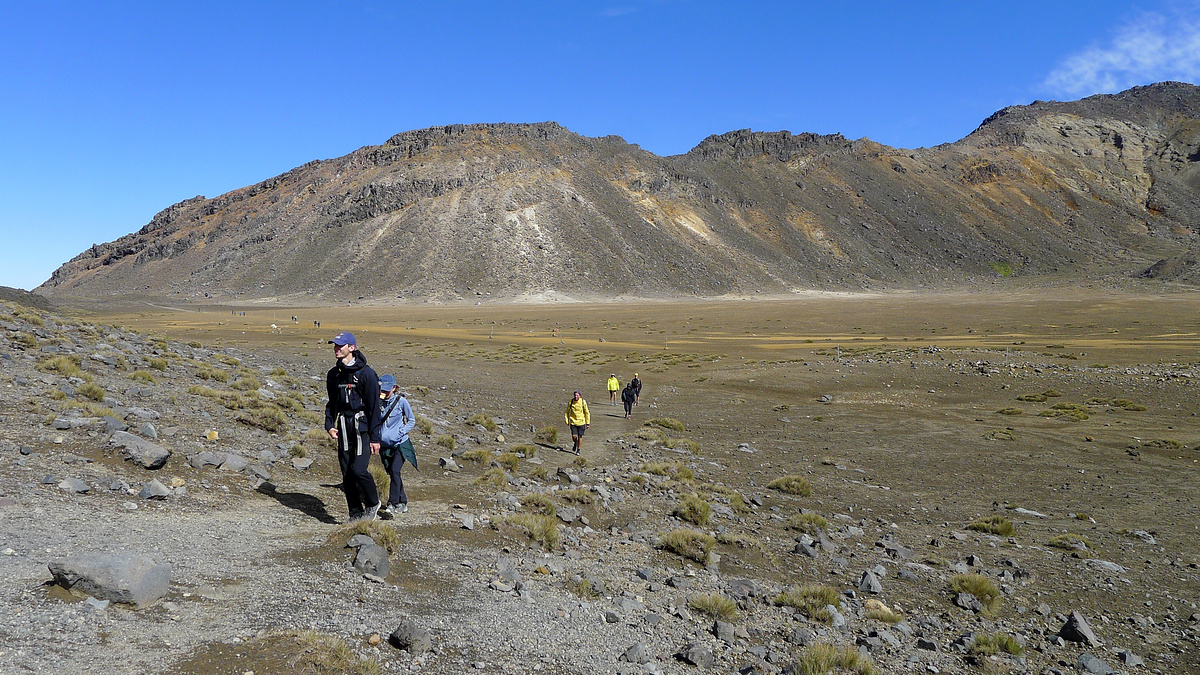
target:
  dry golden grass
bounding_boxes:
[657,528,716,564]
[768,474,813,497]
[787,512,828,533]
[673,494,711,526]
[774,584,840,622]
[795,643,874,675]
[967,515,1015,536]
[326,521,400,554]
[687,593,739,621]
[949,573,1002,615]
[499,513,560,550]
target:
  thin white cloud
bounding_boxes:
[1044,9,1200,97]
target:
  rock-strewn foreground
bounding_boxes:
[2,295,1198,675]
[36,82,1200,302]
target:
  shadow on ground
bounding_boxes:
[256,482,338,524]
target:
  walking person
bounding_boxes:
[378,374,417,518]
[564,390,591,455]
[324,332,382,522]
[621,381,636,419]
[606,373,620,405]
[630,372,642,406]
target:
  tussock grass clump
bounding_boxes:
[269,366,287,377]
[672,495,712,526]
[558,488,593,504]
[435,435,456,452]
[520,493,556,517]
[949,574,1002,615]
[1048,533,1090,551]
[76,382,106,402]
[573,455,589,468]
[147,357,168,371]
[716,532,761,549]
[237,407,287,433]
[996,407,1023,415]
[665,438,701,454]
[130,370,157,384]
[13,309,45,327]
[369,461,389,496]
[1016,393,1047,402]
[460,449,492,464]
[475,467,508,488]
[646,417,685,432]
[196,367,230,383]
[37,355,83,378]
[496,452,520,472]
[1039,403,1089,421]
[529,466,549,480]
[328,521,400,554]
[657,528,716,564]
[1111,398,1146,411]
[967,515,1015,536]
[687,593,739,621]
[768,474,813,497]
[499,513,560,550]
[230,374,262,391]
[14,333,39,349]
[787,512,829,534]
[708,484,750,513]
[794,643,874,675]
[535,426,558,444]
[865,604,904,624]
[774,585,841,622]
[214,354,240,366]
[1141,438,1182,450]
[511,443,538,458]
[415,415,434,435]
[466,413,497,432]
[641,461,693,482]
[635,427,666,442]
[969,632,1024,656]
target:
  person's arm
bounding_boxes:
[565,404,570,426]
[398,398,416,437]
[582,400,590,425]
[325,370,338,437]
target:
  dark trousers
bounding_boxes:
[336,413,378,517]
[623,400,633,416]
[382,439,411,506]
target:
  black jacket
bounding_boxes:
[324,350,382,443]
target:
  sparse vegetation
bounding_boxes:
[435,435,456,452]
[238,407,287,433]
[466,413,497,432]
[476,467,508,488]
[787,512,829,533]
[774,584,840,622]
[496,452,520,472]
[535,426,558,444]
[369,461,389,496]
[865,603,904,624]
[949,574,1002,615]
[969,632,1024,656]
[967,515,1015,536]
[558,488,593,504]
[511,443,537,457]
[1039,403,1089,420]
[76,382,106,402]
[687,593,739,621]
[768,474,813,497]
[657,528,716,564]
[646,417,685,432]
[640,461,693,482]
[327,521,400,554]
[415,415,434,435]
[130,370,157,384]
[664,437,701,453]
[37,355,84,378]
[460,449,493,464]
[794,643,874,675]
[148,357,168,371]
[14,333,38,349]
[520,493,556,517]
[499,513,559,550]
[672,494,712,525]
[1048,533,1090,551]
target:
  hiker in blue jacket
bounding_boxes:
[378,374,417,517]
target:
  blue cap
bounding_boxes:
[379,374,397,390]
[328,331,356,346]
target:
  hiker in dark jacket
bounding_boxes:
[630,373,642,405]
[378,374,417,518]
[621,381,636,419]
[324,331,382,522]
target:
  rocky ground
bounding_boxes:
[1,293,1198,675]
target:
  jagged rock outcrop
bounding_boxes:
[37,83,1200,301]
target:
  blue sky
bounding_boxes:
[3,1,1199,291]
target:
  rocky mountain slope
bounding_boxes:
[38,82,1200,302]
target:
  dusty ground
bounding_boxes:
[3,289,1199,674]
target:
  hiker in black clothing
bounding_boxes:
[324,331,382,522]
[621,381,636,419]
[630,373,642,405]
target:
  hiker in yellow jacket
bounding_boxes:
[606,373,620,405]
[564,390,591,455]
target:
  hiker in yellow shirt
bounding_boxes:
[606,373,620,405]
[564,390,590,455]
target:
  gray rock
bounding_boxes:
[291,457,313,470]
[138,479,171,500]
[52,418,72,430]
[713,620,735,644]
[826,604,846,628]
[1086,559,1127,574]
[219,454,249,472]
[1077,653,1114,674]
[19,445,33,455]
[439,457,459,472]
[605,610,620,623]
[110,431,170,470]
[623,643,651,664]
[389,619,432,653]
[1118,650,1144,667]
[1060,610,1100,645]
[557,506,581,523]
[59,477,91,493]
[676,643,714,667]
[954,592,983,613]
[788,627,815,646]
[489,580,514,593]
[916,638,938,651]
[246,464,271,481]
[47,553,170,607]
[458,514,475,530]
[858,570,882,594]
[124,407,160,422]
[102,416,128,433]
[138,423,158,439]
[353,542,390,577]
[189,451,221,469]
[636,568,654,582]
[346,534,375,549]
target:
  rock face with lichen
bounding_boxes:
[37,82,1200,301]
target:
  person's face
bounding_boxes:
[333,342,354,359]
[573,392,581,401]
[380,387,396,400]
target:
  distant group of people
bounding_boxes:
[324,332,416,522]
[565,372,643,456]
[606,372,641,418]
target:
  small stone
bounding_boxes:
[622,643,651,664]
[59,477,91,493]
[1118,650,1144,667]
[858,570,882,594]
[1060,610,1100,645]
[1077,653,1114,674]
[388,619,432,653]
[138,479,171,500]
[676,643,714,667]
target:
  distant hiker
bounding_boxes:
[324,331,382,522]
[564,390,591,455]
[606,373,620,405]
[621,381,636,419]
[378,374,417,518]
[631,373,642,405]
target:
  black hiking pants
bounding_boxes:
[336,412,379,518]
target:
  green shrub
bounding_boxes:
[768,474,813,497]
[787,512,829,533]
[774,585,840,622]
[687,594,739,621]
[1039,403,1089,421]
[657,528,716,564]
[646,417,685,432]
[967,515,1014,536]
[535,426,558,444]
[673,495,712,525]
[949,574,1001,615]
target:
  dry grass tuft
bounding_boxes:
[768,474,813,497]
[673,494,712,526]
[687,593,740,621]
[640,461,693,482]
[510,443,538,457]
[774,584,840,622]
[536,426,558,444]
[496,452,520,472]
[787,512,829,533]
[967,515,1014,536]
[646,417,685,432]
[969,632,1024,656]
[795,643,874,675]
[657,528,716,564]
[519,493,556,517]
[1048,533,1090,551]
[499,513,560,550]
[949,574,1002,615]
[557,488,593,504]
[435,435,456,452]
[475,467,508,488]
[466,413,497,432]
[369,461,389,497]
[327,521,400,554]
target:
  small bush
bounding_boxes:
[460,449,492,464]
[768,474,813,497]
[558,488,593,504]
[520,493,556,517]
[970,632,1024,656]
[529,466,549,480]
[657,528,716,564]
[775,585,840,622]
[237,407,288,433]
[500,513,560,550]
[435,435,456,452]
[511,443,538,457]
[231,375,262,391]
[196,367,230,383]
[148,358,168,371]
[535,426,558,444]
[787,512,829,534]
[475,467,508,488]
[269,366,287,377]
[646,417,685,432]
[687,594,739,621]
[327,521,400,554]
[130,370,157,384]
[1048,533,1090,551]
[673,495,712,526]
[466,413,497,432]
[565,577,603,600]
[795,643,874,675]
[76,382,106,402]
[949,574,1001,615]
[415,415,434,435]
[967,515,1014,536]
[497,452,520,472]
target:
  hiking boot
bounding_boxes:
[400,503,408,514]
[363,501,381,521]
[379,505,394,520]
